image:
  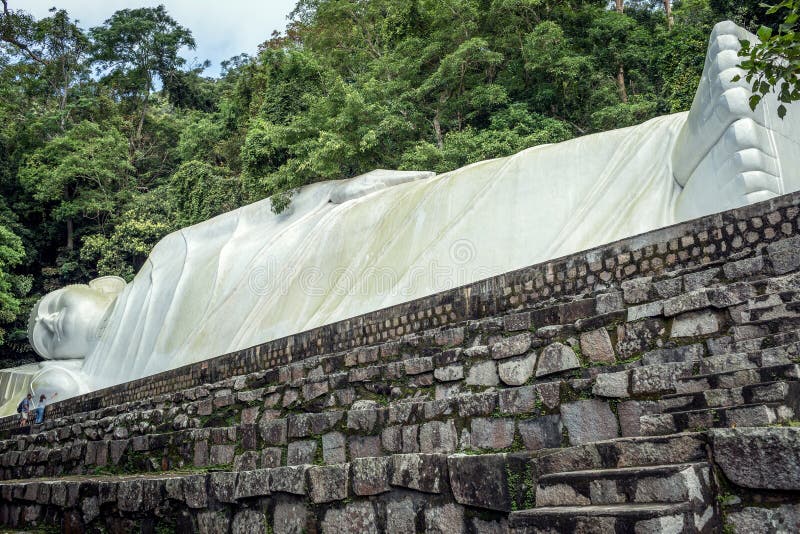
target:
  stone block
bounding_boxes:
[271,465,309,495]
[767,236,800,274]
[419,420,458,453]
[536,342,580,377]
[287,440,317,465]
[386,497,417,533]
[234,469,270,499]
[308,464,348,503]
[560,400,620,446]
[621,276,652,304]
[580,328,616,364]
[596,291,624,314]
[470,418,515,450]
[260,418,287,445]
[683,267,720,291]
[466,360,499,386]
[349,435,382,459]
[232,510,266,534]
[653,277,682,299]
[498,385,538,415]
[262,447,282,468]
[210,444,235,465]
[671,311,720,338]
[273,496,309,534]
[592,370,630,398]
[391,453,447,493]
[434,364,464,382]
[352,456,392,495]
[322,432,346,464]
[448,453,512,511]
[641,344,704,366]
[491,333,532,360]
[183,474,208,508]
[663,289,711,316]
[627,301,664,322]
[711,427,800,490]
[425,503,465,534]
[726,504,800,533]
[617,400,659,437]
[405,357,433,375]
[616,319,666,358]
[197,511,230,534]
[631,362,692,395]
[498,353,536,385]
[724,255,765,279]
[210,471,238,503]
[504,312,531,331]
[518,415,563,450]
[322,502,377,534]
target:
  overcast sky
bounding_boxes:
[18,1,299,77]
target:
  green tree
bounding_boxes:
[0,225,25,344]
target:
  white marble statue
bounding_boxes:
[1,21,798,415]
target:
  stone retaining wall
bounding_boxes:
[4,190,800,430]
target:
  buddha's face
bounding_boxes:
[29,282,120,360]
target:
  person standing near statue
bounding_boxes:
[33,393,55,424]
[16,393,32,427]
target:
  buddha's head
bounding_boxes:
[28,276,126,360]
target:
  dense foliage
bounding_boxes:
[0,0,786,360]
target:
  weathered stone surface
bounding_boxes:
[726,504,800,533]
[434,364,464,382]
[260,418,288,445]
[419,420,458,453]
[617,400,658,437]
[498,353,536,385]
[322,502,377,534]
[271,465,309,495]
[580,328,616,364]
[616,319,666,358]
[234,469,270,499]
[352,456,392,495]
[210,471,237,503]
[210,444,235,465]
[631,362,692,395]
[641,344,704,366]
[518,414,562,450]
[596,291,624,314]
[498,385,538,415]
[425,503,465,534]
[391,453,447,493]
[592,370,630,398]
[183,474,208,508]
[322,432,346,464]
[491,333,532,360]
[262,447,282,468]
[767,236,800,275]
[724,255,765,279]
[232,510,266,534]
[470,418,515,450]
[386,497,417,533]
[466,360,499,386]
[621,277,652,304]
[272,496,309,534]
[683,267,720,291]
[653,277,682,299]
[287,440,317,465]
[560,400,620,446]
[712,427,800,490]
[627,301,664,322]
[671,311,720,338]
[536,342,580,377]
[308,464,348,503]
[663,289,711,317]
[448,453,511,511]
[196,510,229,534]
[349,435,382,459]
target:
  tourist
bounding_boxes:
[34,392,56,424]
[16,393,32,427]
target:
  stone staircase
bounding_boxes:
[0,196,800,531]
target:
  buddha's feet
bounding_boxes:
[673,21,800,220]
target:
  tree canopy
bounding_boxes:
[0,0,788,362]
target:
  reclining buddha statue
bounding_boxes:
[2,21,799,415]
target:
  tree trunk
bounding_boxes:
[664,0,673,30]
[616,64,628,103]
[615,0,624,13]
[66,218,74,251]
[433,108,444,149]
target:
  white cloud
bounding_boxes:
[15,0,298,76]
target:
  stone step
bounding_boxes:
[659,380,800,414]
[508,502,716,533]
[535,462,711,507]
[640,402,798,436]
[676,363,800,394]
[533,433,707,478]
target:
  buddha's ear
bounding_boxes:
[88,276,127,296]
